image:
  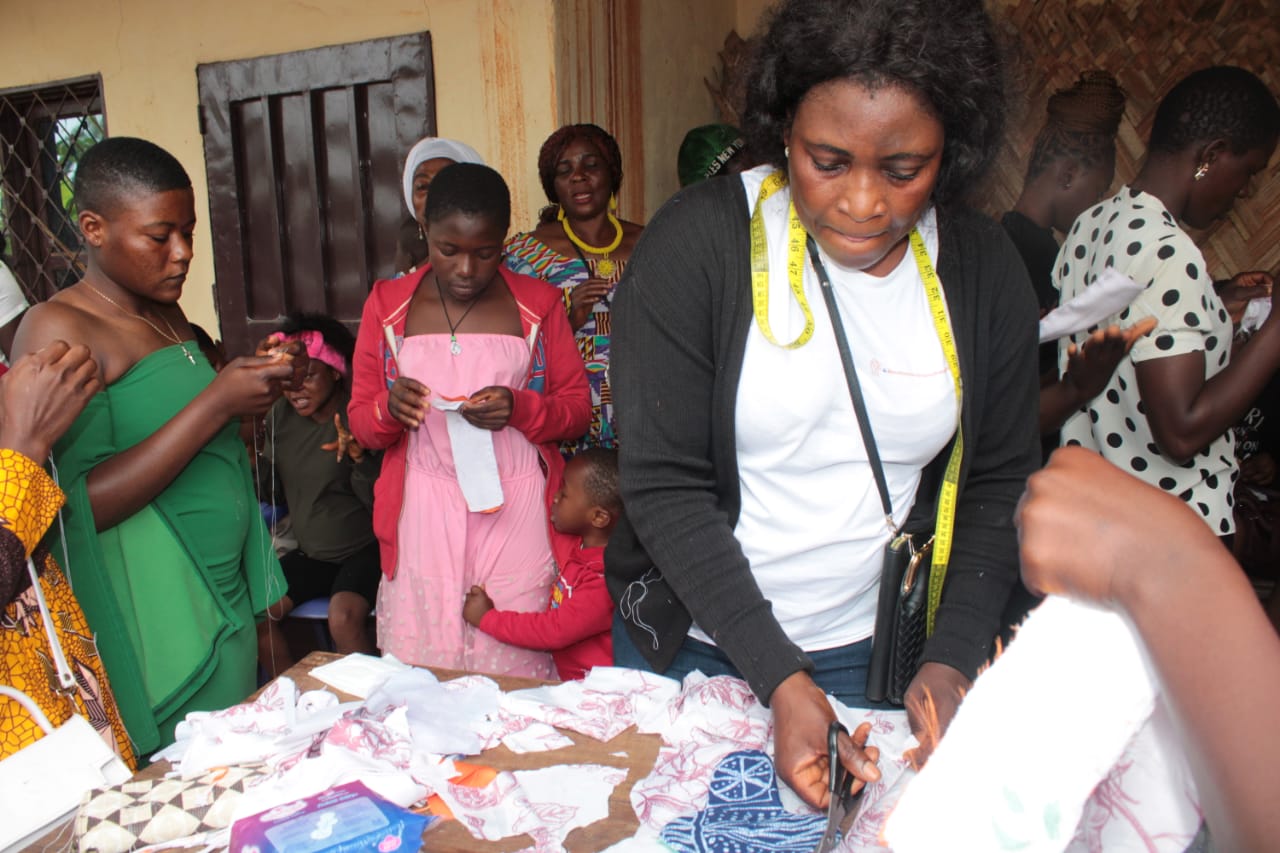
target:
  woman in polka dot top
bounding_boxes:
[1055,66,1280,538]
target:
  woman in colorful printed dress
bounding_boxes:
[504,124,643,453]
[0,341,134,768]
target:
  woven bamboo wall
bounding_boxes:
[986,0,1280,277]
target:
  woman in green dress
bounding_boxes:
[11,138,301,755]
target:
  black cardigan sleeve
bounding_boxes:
[609,180,813,703]
[922,210,1041,678]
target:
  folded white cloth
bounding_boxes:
[1039,267,1145,343]
[309,652,412,698]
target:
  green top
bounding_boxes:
[263,388,379,563]
[52,345,284,753]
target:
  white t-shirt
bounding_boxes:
[689,166,957,651]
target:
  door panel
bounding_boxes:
[198,33,434,355]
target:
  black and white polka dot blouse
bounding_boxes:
[1055,186,1237,535]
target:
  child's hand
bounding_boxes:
[463,584,494,626]
[321,413,364,462]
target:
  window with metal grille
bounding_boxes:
[0,75,106,303]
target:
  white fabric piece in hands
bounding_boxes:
[431,398,505,512]
[884,596,1166,852]
[1241,296,1271,333]
[1039,267,1144,342]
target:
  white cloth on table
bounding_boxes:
[309,651,413,697]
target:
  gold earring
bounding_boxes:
[609,193,618,212]
[1194,163,1209,181]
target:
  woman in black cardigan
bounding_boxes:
[607,0,1040,809]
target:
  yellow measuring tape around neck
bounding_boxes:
[749,171,815,349]
[908,228,964,637]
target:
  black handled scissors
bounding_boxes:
[814,721,866,853]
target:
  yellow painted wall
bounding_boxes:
[552,0,739,222]
[638,0,737,218]
[0,0,559,335]
[737,0,772,35]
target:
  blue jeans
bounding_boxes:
[612,610,896,710]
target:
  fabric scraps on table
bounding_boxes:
[660,750,827,853]
[433,762,626,851]
[134,645,1204,853]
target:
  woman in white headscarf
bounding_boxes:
[394,137,485,274]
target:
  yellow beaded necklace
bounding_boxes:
[559,207,623,278]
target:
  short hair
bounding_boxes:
[571,447,621,515]
[74,137,191,215]
[537,124,624,213]
[279,311,356,370]
[1149,66,1280,156]
[1026,71,1126,180]
[743,0,1008,205]
[424,163,511,233]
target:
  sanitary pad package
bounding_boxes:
[228,780,434,853]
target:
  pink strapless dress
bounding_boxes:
[376,332,555,678]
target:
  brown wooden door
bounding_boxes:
[197,33,434,356]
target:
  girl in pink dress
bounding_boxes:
[349,163,590,677]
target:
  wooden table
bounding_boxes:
[27,651,662,852]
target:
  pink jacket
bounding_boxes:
[348,265,591,578]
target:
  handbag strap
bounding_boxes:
[32,456,79,693]
[25,555,77,693]
[805,232,965,635]
[805,236,895,529]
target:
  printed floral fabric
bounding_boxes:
[0,448,136,768]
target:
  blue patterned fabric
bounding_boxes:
[660,750,828,852]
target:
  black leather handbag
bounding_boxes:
[866,529,933,704]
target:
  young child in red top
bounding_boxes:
[463,448,618,680]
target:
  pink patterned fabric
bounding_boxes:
[376,334,555,678]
